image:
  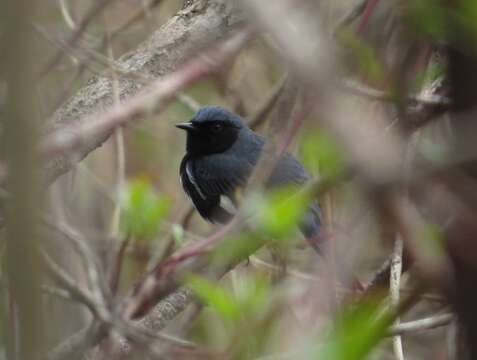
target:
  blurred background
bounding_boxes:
[2,0,475,359]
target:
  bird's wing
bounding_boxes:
[180,154,253,223]
[193,154,253,198]
[267,152,310,187]
[180,156,231,223]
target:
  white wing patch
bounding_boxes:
[220,195,237,215]
[185,162,207,200]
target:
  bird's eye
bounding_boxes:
[211,123,223,133]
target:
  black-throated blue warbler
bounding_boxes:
[176,106,322,253]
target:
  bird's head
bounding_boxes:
[176,106,245,155]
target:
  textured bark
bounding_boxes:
[115,288,194,356]
[43,0,242,184]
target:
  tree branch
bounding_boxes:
[42,0,244,185]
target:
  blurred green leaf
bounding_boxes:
[187,273,271,325]
[406,0,477,46]
[314,300,388,360]
[300,130,345,179]
[187,275,241,323]
[249,186,309,239]
[338,32,385,83]
[171,223,185,245]
[233,273,270,317]
[406,0,448,39]
[121,178,170,241]
[188,273,275,359]
[212,234,264,270]
[453,0,477,40]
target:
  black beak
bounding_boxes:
[175,122,196,131]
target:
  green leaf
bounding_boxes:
[212,234,265,269]
[187,275,240,323]
[337,32,385,83]
[300,130,345,180]
[250,186,309,239]
[314,300,389,360]
[405,0,448,39]
[121,178,170,241]
[171,223,185,245]
[233,273,270,317]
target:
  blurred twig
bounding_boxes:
[108,0,165,43]
[40,0,119,78]
[110,237,130,295]
[390,237,405,360]
[333,0,367,35]
[42,250,111,322]
[388,313,453,336]
[58,0,77,30]
[247,75,288,129]
[105,15,126,239]
[341,79,451,107]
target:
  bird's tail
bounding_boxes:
[300,202,325,255]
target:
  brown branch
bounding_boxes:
[41,0,244,185]
[44,322,107,360]
[110,237,130,295]
[122,217,243,319]
[42,29,251,182]
[388,313,453,336]
[42,250,110,322]
[247,74,288,129]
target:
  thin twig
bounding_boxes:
[110,237,131,295]
[108,0,165,43]
[388,313,453,336]
[44,321,106,360]
[42,218,107,306]
[40,0,119,78]
[390,237,405,360]
[58,0,77,30]
[41,285,75,303]
[105,15,126,239]
[341,79,451,107]
[42,250,110,322]
[333,0,367,35]
[247,75,288,129]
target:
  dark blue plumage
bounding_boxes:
[177,106,322,253]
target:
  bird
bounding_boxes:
[176,106,323,253]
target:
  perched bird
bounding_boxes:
[176,106,323,253]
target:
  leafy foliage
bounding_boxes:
[256,186,309,239]
[315,301,390,360]
[301,130,345,179]
[121,178,170,241]
[187,273,275,359]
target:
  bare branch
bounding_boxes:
[390,238,405,360]
[42,250,110,322]
[42,0,244,184]
[388,313,453,336]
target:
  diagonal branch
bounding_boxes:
[41,29,252,165]
[41,0,244,185]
